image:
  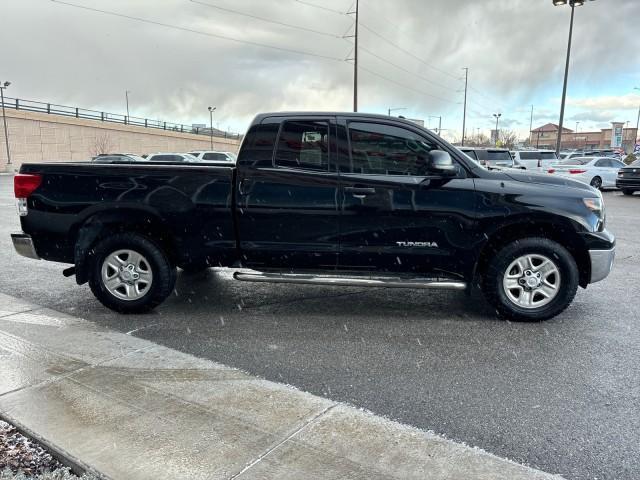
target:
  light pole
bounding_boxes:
[461,67,468,146]
[208,106,216,150]
[552,0,595,155]
[0,81,11,165]
[634,87,640,149]
[125,90,131,119]
[428,116,442,135]
[529,104,534,146]
[493,113,502,146]
[388,107,406,116]
[575,121,580,148]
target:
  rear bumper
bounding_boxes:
[11,233,40,260]
[589,247,615,284]
[616,178,640,190]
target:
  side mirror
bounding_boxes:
[428,150,457,176]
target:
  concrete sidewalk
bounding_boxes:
[0,292,563,480]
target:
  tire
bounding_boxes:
[88,232,176,313]
[590,176,602,190]
[622,189,635,196]
[481,238,579,322]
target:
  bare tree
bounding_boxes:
[91,133,114,157]
[498,130,519,150]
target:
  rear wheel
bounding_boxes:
[622,189,635,196]
[89,233,176,313]
[481,238,578,322]
[590,176,602,189]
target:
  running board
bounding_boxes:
[233,271,467,290]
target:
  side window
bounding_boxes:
[595,159,610,167]
[347,122,436,175]
[203,152,227,161]
[274,120,329,171]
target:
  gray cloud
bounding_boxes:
[3,0,639,134]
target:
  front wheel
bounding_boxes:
[481,238,579,322]
[89,233,176,313]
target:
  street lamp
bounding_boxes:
[428,116,442,135]
[552,0,595,155]
[388,107,406,116]
[0,81,11,165]
[493,113,502,146]
[208,106,216,150]
[575,121,580,148]
[125,90,131,119]
[634,87,640,149]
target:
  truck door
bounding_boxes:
[235,116,339,270]
[336,118,477,279]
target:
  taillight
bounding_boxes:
[548,168,556,174]
[14,174,42,217]
[568,169,587,174]
[14,174,42,198]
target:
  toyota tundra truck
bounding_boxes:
[11,112,615,321]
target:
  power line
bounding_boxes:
[294,0,349,15]
[357,64,460,105]
[358,22,459,81]
[49,0,347,62]
[359,45,458,94]
[189,0,344,39]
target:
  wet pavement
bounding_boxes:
[1,176,639,479]
[0,293,559,480]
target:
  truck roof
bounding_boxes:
[251,112,427,130]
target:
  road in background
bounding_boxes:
[1,175,638,479]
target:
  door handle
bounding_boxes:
[344,187,376,195]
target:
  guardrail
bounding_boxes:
[0,96,241,139]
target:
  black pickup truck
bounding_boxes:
[11,112,615,321]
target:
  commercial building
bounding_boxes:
[530,122,638,152]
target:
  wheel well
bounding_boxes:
[72,210,178,284]
[475,222,591,288]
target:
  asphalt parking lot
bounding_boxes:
[0,175,638,480]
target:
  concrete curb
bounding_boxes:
[0,293,565,480]
[0,410,109,479]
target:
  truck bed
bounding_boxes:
[19,162,237,268]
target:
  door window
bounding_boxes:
[274,120,330,171]
[347,122,437,175]
[595,159,612,167]
[203,152,229,161]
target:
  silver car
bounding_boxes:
[548,156,626,190]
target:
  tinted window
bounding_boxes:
[559,158,589,165]
[347,122,436,175]
[611,160,625,168]
[595,159,612,167]
[150,155,182,162]
[460,149,477,160]
[486,150,511,161]
[203,152,229,161]
[274,120,329,171]
[518,152,537,160]
[540,152,558,160]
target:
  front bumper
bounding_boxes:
[11,233,40,260]
[589,247,615,283]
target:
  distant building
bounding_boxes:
[530,122,639,152]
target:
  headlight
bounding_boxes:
[583,196,605,229]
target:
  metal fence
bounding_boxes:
[0,96,241,139]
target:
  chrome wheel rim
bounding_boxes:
[502,254,560,309]
[101,249,153,301]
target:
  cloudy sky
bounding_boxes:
[3,0,640,140]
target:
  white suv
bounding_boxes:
[511,150,559,170]
[188,151,237,163]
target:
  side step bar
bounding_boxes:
[233,271,466,290]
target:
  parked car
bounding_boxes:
[548,157,626,190]
[146,153,200,162]
[511,150,559,170]
[10,112,615,322]
[616,158,640,195]
[458,147,519,169]
[91,153,147,163]
[188,151,237,163]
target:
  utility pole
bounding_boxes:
[0,81,11,165]
[634,87,640,149]
[529,105,534,145]
[208,106,216,150]
[493,113,502,147]
[461,67,468,146]
[555,2,576,155]
[346,0,359,112]
[125,90,130,119]
[429,116,442,136]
